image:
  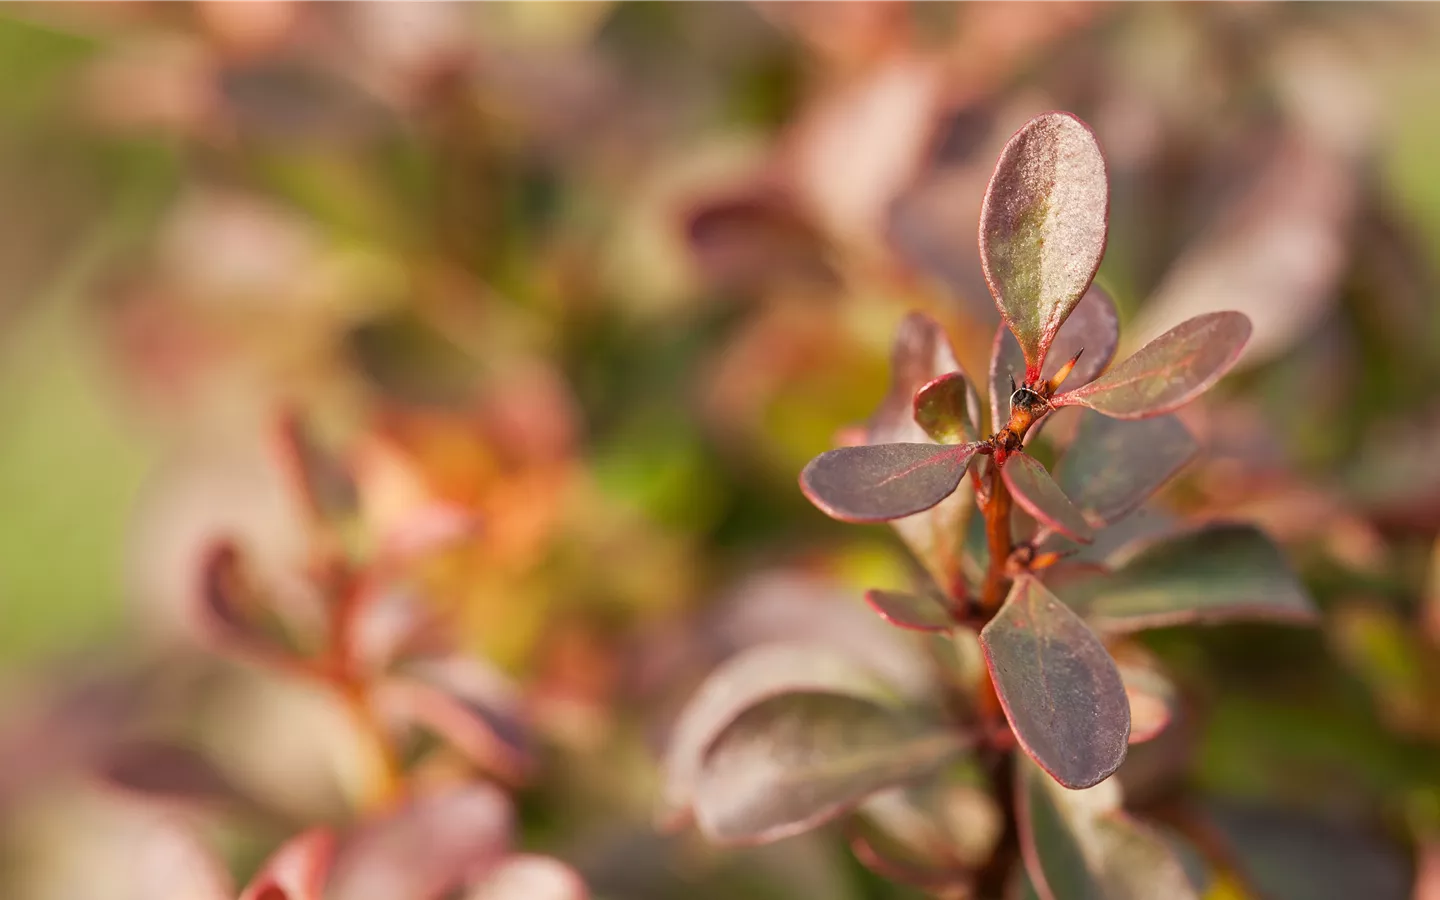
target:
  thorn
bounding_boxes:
[1009,374,1017,394]
[1048,347,1085,393]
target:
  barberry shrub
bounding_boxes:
[660,112,1317,898]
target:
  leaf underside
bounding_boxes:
[1002,453,1094,542]
[981,577,1129,789]
[1054,523,1318,633]
[865,588,955,632]
[914,371,981,445]
[801,442,978,523]
[1054,412,1198,528]
[980,112,1109,381]
[691,691,965,845]
[1055,312,1252,419]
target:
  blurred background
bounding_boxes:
[2,2,1440,898]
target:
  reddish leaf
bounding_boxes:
[989,285,1119,430]
[95,739,263,815]
[864,589,955,632]
[914,372,980,445]
[326,785,513,900]
[240,829,336,900]
[1054,524,1318,633]
[691,691,966,844]
[658,642,901,829]
[1113,647,1177,745]
[981,577,1129,789]
[1001,453,1093,543]
[1054,412,1198,528]
[1054,312,1251,419]
[197,542,308,671]
[374,657,532,783]
[275,412,359,526]
[979,112,1109,381]
[463,855,589,900]
[868,312,963,445]
[129,812,236,900]
[800,442,979,523]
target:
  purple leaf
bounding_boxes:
[94,739,264,815]
[692,691,966,844]
[914,372,980,445]
[326,785,513,900]
[1054,412,1198,528]
[864,589,955,632]
[989,285,1119,430]
[800,443,979,523]
[1017,760,1204,900]
[867,312,963,445]
[658,642,902,830]
[980,112,1109,382]
[197,542,309,671]
[240,828,335,900]
[1001,453,1093,543]
[374,657,532,783]
[1054,524,1318,633]
[1054,312,1251,419]
[981,577,1129,789]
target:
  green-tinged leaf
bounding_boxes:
[980,112,1109,381]
[800,443,979,523]
[1054,312,1251,419]
[981,578,1128,789]
[990,286,1120,430]
[865,589,954,632]
[658,643,901,828]
[1054,524,1318,633]
[1055,413,1198,528]
[868,312,963,445]
[1002,453,1093,543]
[692,691,966,844]
[1018,759,1204,900]
[860,779,1005,872]
[914,372,980,445]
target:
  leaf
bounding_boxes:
[658,642,902,829]
[462,855,589,900]
[326,785,513,900]
[1053,312,1251,419]
[989,285,1120,430]
[865,314,977,589]
[240,829,336,900]
[980,112,1109,381]
[1113,647,1177,745]
[1002,453,1093,543]
[276,412,359,526]
[95,739,264,815]
[914,372,980,445]
[691,691,966,844]
[196,542,309,671]
[800,442,979,523]
[1054,412,1198,528]
[1053,524,1318,633]
[864,589,955,632]
[868,312,963,445]
[1018,759,1204,900]
[980,577,1128,789]
[128,812,236,900]
[374,656,533,783]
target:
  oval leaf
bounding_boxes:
[658,643,901,829]
[989,285,1120,430]
[1054,312,1251,419]
[463,855,589,900]
[240,829,336,900]
[1002,453,1093,543]
[914,372,980,445]
[980,112,1109,381]
[1054,524,1318,633]
[1113,647,1177,745]
[864,589,955,632]
[981,578,1129,789]
[1018,759,1204,900]
[692,691,966,844]
[800,443,978,523]
[1055,412,1198,528]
